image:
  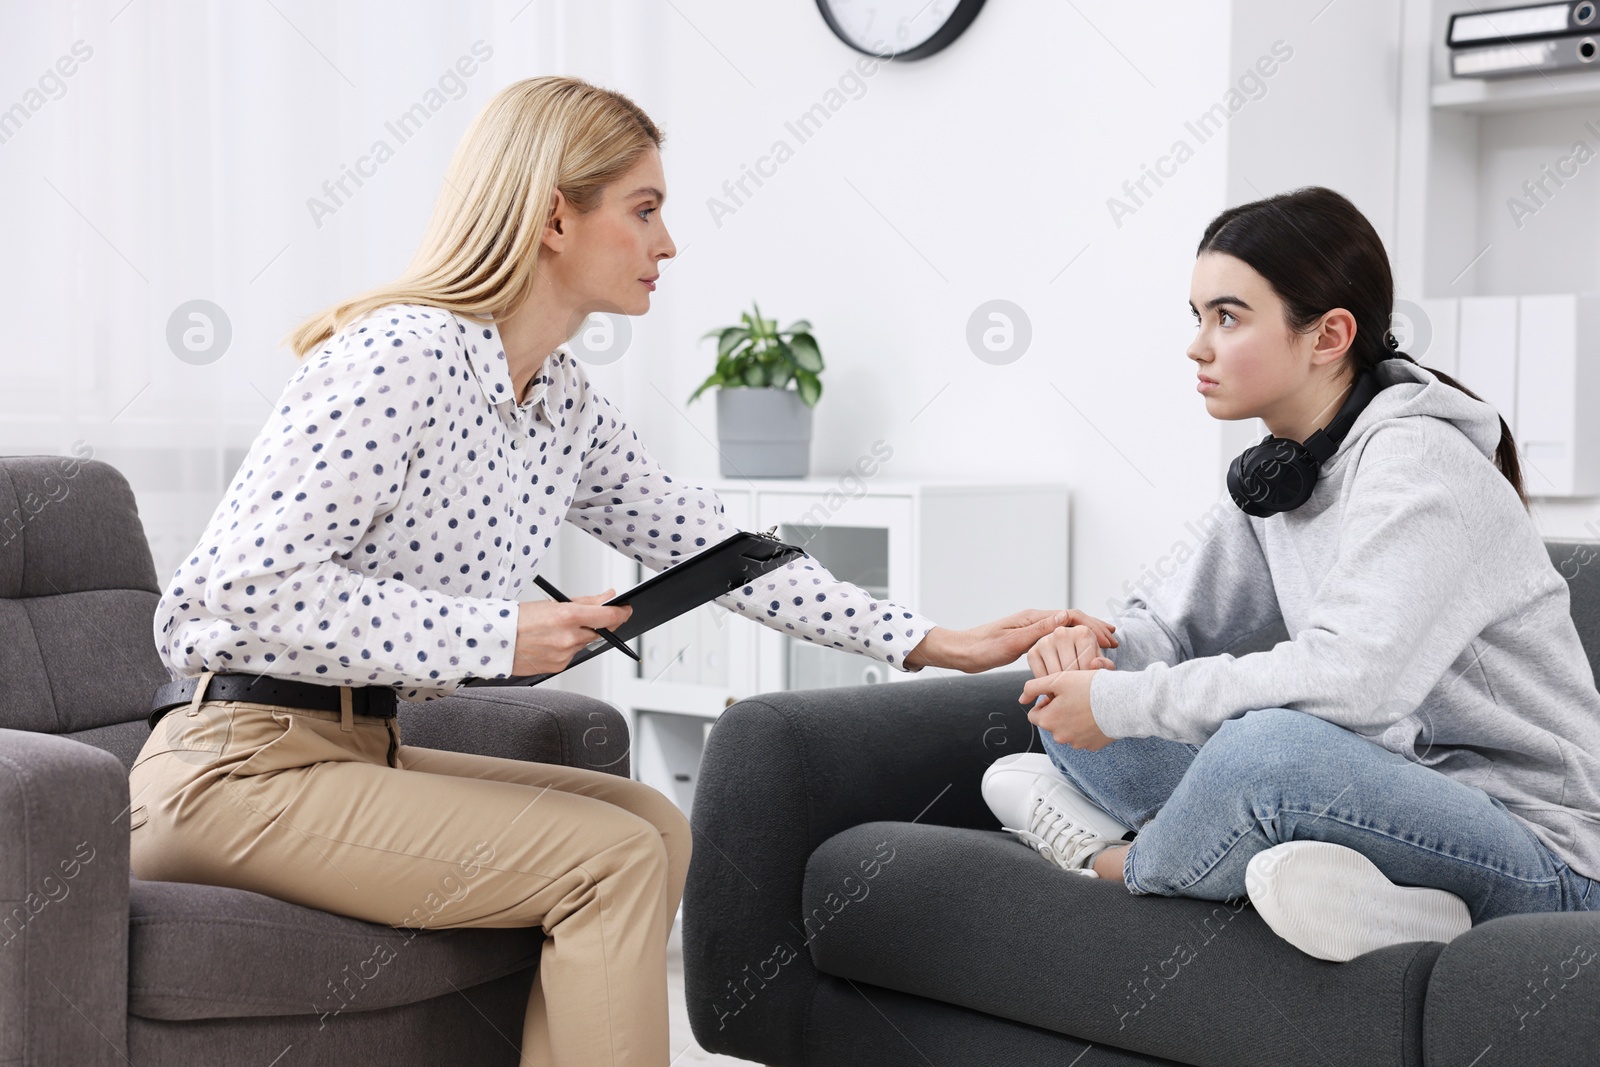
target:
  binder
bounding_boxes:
[1448,2,1598,47]
[463,528,806,686]
[1451,32,1600,77]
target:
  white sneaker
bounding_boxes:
[981,753,1132,877]
[1244,841,1473,962]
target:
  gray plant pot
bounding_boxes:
[715,386,813,478]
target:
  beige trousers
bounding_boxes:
[128,678,691,1067]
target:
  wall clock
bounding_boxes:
[815,0,988,61]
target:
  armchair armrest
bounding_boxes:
[1423,910,1600,1062]
[682,669,1033,1064]
[397,685,630,776]
[0,729,130,1066]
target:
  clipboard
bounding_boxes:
[464,528,806,686]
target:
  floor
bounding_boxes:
[668,916,750,1066]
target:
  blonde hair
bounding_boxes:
[284,76,663,359]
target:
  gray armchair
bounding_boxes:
[0,455,629,1065]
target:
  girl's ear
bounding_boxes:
[542,190,569,252]
[1311,308,1357,366]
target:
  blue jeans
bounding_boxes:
[1040,707,1598,923]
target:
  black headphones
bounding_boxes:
[1226,364,1386,517]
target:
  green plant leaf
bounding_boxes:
[795,369,822,408]
[687,372,725,405]
[786,332,823,372]
[706,306,823,401]
[716,327,749,359]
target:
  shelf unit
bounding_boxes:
[1395,1,1600,497]
[1430,68,1600,113]
[593,477,1070,814]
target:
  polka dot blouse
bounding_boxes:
[154,303,938,701]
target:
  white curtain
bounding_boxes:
[0,0,654,614]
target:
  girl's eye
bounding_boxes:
[1218,309,1238,327]
[638,206,656,221]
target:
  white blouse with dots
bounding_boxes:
[154,303,939,702]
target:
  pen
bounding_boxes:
[532,574,642,662]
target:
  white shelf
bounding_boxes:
[1392,4,1600,500]
[1431,70,1600,113]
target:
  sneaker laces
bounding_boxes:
[1004,795,1117,876]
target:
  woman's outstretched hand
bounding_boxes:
[512,589,633,676]
[904,608,1118,674]
[1026,618,1119,677]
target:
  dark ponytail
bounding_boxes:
[1197,186,1528,511]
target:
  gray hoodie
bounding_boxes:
[1090,357,1600,882]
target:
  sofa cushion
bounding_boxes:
[129,877,541,1021]
[803,973,1187,1066]
[802,821,1440,1067]
[0,458,171,736]
[64,719,149,773]
[0,457,158,601]
[0,590,169,736]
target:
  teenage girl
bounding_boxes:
[984,186,1600,961]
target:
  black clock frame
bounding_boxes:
[814,0,988,62]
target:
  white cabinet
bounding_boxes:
[1456,296,1519,432]
[1515,294,1600,495]
[598,477,1070,813]
[1397,293,1600,495]
[1416,297,1461,379]
[1394,2,1600,498]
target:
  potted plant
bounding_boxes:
[688,301,825,477]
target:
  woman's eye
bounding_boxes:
[1218,310,1238,327]
[638,206,656,221]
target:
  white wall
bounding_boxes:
[11,0,1593,699]
[0,0,601,572]
[8,1,1473,697]
[616,0,1238,622]
[1217,0,1407,468]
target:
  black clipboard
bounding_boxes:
[464,528,806,686]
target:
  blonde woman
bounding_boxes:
[130,76,1098,1065]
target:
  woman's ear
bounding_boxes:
[542,190,568,252]
[1311,308,1357,366]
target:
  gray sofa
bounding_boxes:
[0,455,630,1065]
[683,539,1600,1066]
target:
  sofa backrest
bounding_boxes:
[1543,540,1600,684]
[0,455,168,767]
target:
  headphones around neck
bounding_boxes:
[1226,365,1385,517]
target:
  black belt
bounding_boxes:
[148,673,398,730]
